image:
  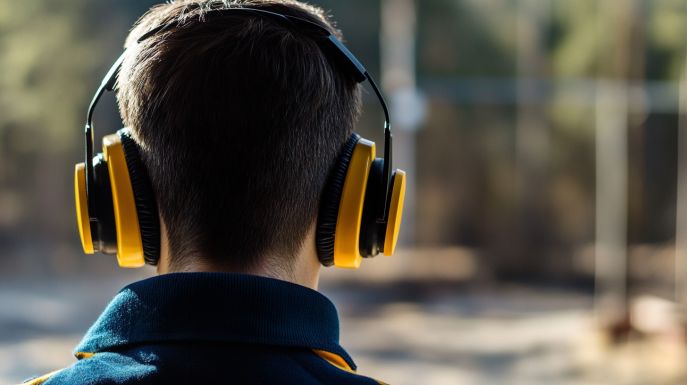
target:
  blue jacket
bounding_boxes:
[22,273,386,385]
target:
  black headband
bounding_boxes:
[85,7,392,223]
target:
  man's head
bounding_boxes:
[116,1,362,275]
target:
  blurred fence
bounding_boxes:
[1,0,687,285]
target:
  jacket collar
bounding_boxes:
[74,272,355,369]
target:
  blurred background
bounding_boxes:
[2,0,687,383]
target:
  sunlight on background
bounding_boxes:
[2,0,687,384]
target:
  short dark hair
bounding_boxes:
[117,0,362,272]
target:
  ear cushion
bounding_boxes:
[117,128,161,266]
[316,133,360,266]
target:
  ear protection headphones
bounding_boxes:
[75,6,406,269]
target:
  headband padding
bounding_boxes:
[117,128,161,266]
[316,133,360,266]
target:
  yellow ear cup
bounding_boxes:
[384,170,406,256]
[334,139,376,269]
[102,134,145,268]
[75,163,94,254]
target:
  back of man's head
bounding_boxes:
[116,0,362,274]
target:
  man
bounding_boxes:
[23,0,394,383]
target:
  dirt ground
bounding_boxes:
[1,272,685,385]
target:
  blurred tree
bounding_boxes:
[0,0,98,258]
[417,0,515,78]
[1,0,686,281]
[647,0,687,81]
[551,0,598,79]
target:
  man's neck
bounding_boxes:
[156,220,321,290]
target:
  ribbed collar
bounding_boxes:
[74,272,355,369]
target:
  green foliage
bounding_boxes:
[648,0,687,80]
[0,0,99,153]
[550,0,598,78]
[0,0,99,240]
[417,0,515,77]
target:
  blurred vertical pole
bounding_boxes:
[381,0,425,247]
[595,81,629,329]
[675,66,687,308]
[594,0,633,331]
[515,0,550,275]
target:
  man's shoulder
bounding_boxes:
[23,350,155,385]
[30,342,386,385]
[20,351,152,385]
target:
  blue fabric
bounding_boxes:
[38,273,381,384]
